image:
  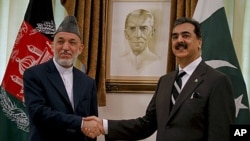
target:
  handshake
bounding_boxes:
[81,116,105,138]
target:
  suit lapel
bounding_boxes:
[72,68,83,109]
[45,60,73,109]
[166,61,207,123]
[160,71,178,124]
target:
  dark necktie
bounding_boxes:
[172,71,186,105]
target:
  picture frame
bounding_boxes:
[105,0,171,93]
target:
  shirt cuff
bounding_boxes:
[81,118,84,129]
[103,119,108,134]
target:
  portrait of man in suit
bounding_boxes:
[117,9,163,76]
[108,2,170,79]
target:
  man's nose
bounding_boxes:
[177,36,184,43]
[62,42,70,50]
[134,27,142,37]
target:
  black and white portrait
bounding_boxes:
[107,1,170,79]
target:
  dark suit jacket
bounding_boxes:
[106,61,235,141]
[23,59,98,141]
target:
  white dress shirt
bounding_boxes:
[178,56,202,89]
[53,58,74,109]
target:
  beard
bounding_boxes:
[55,52,78,68]
[57,58,74,67]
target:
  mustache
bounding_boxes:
[175,42,187,50]
[60,50,71,55]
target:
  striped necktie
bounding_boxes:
[172,71,186,105]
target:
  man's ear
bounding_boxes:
[50,41,54,53]
[124,30,128,40]
[78,44,84,55]
[151,27,156,36]
[198,38,202,48]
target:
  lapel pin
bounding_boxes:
[194,78,198,83]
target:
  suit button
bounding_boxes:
[166,125,171,129]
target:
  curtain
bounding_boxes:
[61,0,106,106]
[242,1,250,103]
[60,0,198,106]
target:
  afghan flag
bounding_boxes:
[193,0,250,124]
[0,0,55,140]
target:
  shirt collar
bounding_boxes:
[178,56,202,76]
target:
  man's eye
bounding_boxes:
[69,41,77,45]
[128,27,136,31]
[57,40,64,44]
[172,35,177,40]
[140,26,148,31]
[183,34,190,38]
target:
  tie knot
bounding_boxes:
[178,71,186,78]
[176,71,186,88]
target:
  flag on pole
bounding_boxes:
[193,0,250,124]
[0,0,55,140]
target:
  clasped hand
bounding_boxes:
[81,116,104,138]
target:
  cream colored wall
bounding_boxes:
[97,93,157,141]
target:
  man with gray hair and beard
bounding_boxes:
[24,16,100,141]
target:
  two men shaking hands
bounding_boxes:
[82,116,104,138]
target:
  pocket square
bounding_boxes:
[190,92,200,99]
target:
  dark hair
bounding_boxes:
[173,17,202,38]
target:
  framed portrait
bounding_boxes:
[105,0,171,93]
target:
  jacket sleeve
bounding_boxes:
[207,74,235,141]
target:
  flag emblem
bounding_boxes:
[0,0,56,140]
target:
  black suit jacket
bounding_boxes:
[106,61,235,141]
[23,59,98,141]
